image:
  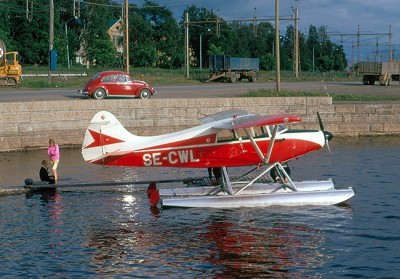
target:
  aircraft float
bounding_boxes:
[81,110,354,208]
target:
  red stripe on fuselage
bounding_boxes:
[93,138,322,168]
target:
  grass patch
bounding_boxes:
[17,66,398,102]
[20,64,362,89]
[241,89,400,102]
[20,66,210,88]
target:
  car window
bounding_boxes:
[102,75,116,82]
[91,73,101,80]
[126,75,133,82]
[116,75,126,82]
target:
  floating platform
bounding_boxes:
[23,179,57,191]
[21,177,193,191]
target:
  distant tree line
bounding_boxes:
[0,0,347,72]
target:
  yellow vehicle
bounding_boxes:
[0,40,22,86]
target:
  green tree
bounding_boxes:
[230,23,252,57]
[141,1,183,68]
[182,5,219,67]
[0,1,18,51]
[79,0,121,67]
[305,24,347,72]
[129,9,156,67]
[318,55,333,71]
[260,53,275,71]
[250,22,275,59]
[208,44,223,55]
[133,45,158,67]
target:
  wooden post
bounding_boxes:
[275,0,280,93]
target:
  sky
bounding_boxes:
[127,0,400,64]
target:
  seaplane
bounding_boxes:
[81,110,354,208]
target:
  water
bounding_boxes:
[0,137,399,278]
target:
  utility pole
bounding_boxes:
[26,0,33,21]
[48,0,54,85]
[275,0,280,93]
[329,25,393,65]
[73,0,80,19]
[185,12,189,78]
[253,8,257,36]
[216,13,220,38]
[124,0,129,74]
[357,25,360,64]
[293,7,299,78]
[65,21,70,68]
[389,25,392,61]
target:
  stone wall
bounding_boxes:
[1,97,399,152]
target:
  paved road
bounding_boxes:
[0,81,399,102]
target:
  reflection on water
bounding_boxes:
[0,137,400,278]
[80,200,353,278]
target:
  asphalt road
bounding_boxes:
[0,81,399,102]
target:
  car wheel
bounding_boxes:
[93,88,106,100]
[139,89,151,99]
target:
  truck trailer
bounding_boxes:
[357,61,400,86]
[208,54,259,83]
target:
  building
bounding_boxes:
[75,18,123,65]
[107,18,123,54]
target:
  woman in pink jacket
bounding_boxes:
[47,139,60,183]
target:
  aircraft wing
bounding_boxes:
[212,114,302,130]
[200,110,250,123]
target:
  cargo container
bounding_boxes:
[207,54,259,83]
[357,61,400,86]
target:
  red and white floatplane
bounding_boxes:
[82,110,354,208]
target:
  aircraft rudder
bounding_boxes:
[81,111,134,163]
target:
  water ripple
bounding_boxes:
[1,137,400,278]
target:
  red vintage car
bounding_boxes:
[78,71,156,99]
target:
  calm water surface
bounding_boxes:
[0,137,399,278]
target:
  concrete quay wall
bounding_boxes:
[1,97,399,152]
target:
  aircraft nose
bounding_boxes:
[324,131,333,142]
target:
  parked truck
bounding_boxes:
[357,61,400,86]
[207,54,259,83]
[0,39,22,86]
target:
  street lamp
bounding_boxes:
[312,44,315,72]
[199,29,211,71]
[200,33,203,71]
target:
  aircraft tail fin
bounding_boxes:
[82,111,136,164]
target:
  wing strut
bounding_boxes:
[221,167,233,195]
[243,125,278,164]
[243,128,266,163]
[265,125,278,163]
[234,162,298,195]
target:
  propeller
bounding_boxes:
[317,111,334,164]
